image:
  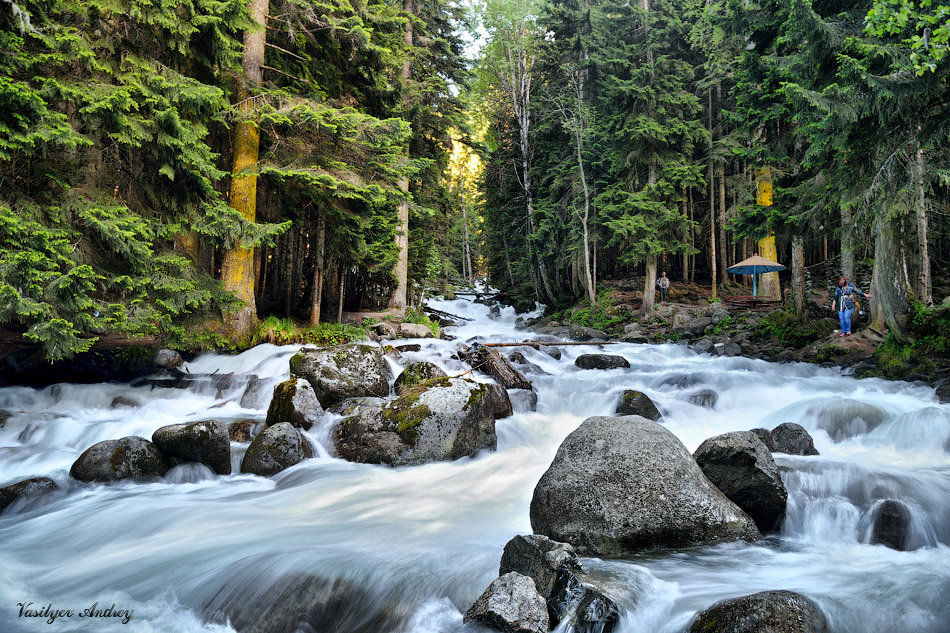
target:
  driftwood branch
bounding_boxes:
[482,341,617,348]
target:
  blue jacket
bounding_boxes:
[833,283,867,312]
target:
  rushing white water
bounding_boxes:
[1,294,948,633]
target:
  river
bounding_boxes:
[1,295,948,632]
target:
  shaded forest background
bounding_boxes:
[1,0,949,362]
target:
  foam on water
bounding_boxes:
[1,289,947,632]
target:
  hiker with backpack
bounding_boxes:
[831,276,872,336]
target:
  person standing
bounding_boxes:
[657,271,670,303]
[831,276,872,336]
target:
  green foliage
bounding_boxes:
[404,308,440,336]
[710,315,734,335]
[816,344,847,363]
[555,292,629,333]
[252,317,366,347]
[754,310,836,349]
[874,302,950,378]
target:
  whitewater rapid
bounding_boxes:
[0,295,947,632]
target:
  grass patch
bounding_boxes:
[548,291,631,333]
[404,308,440,337]
[253,317,366,347]
[753,310,836,349]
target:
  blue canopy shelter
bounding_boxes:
[726,254,786,302]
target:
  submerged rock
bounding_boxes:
[463,572,550,633]
[574,354,630,370]
[693,431,787,532]
[509,389,538,412]
[801,399,889,441]
[614,390,662,420]
[265,378,324,430]
[240,422,313,477]
[394,362,448,396]
[542,346,562,360]
[70,436,173,482]
[335,378,496,466]
[870,499,912,551]
[689,590,830,633]
[548,569,621,633]
[770,422,819,456]
[687,388,718,408]
[203,572,410,633]
[290,344,392,407]
[239,375,273,409]
[152,420,231,475]
[0,477,59,513]
[530,416,760,557]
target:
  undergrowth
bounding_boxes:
[873,302,949,379]
[753,309,836,349]
[252,316,366,347]
[548,291,630,332]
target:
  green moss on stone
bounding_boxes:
[267,380,299,424]
[464,384,487,411]
[381,396,432,446]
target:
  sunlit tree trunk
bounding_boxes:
[388,0,414,312]
[220,0,267,339]
[707,89,717,299]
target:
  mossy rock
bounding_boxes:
[152,420,231,475]
[265,378,324,430]
[394,362,448,396]
[240,422,313,477]
[615,390,661,420]
[70,436,173,482]
[335,378,496,466]
[290,344,392,407]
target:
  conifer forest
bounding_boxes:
[2,0,949,363]
[2,2,950,632]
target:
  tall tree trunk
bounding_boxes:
[791,234,806,319]
[219,0,267,338]
[840,205,854,281]
[462,196,474,284]
[915,138,932,305]
[388,0,414,312]
[707,89,717,299]
[718,164,728,285]
[642,254,657,316]
[337,266,345,323]
[681,188,689,282]
[870,212,912,341]
[309,210,326,326]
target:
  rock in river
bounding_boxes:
[499,534,580,599]
[870,499,912,551]
[614,390,662,421]
[693,431,787,532]
[394,361,448,396]
[70,436,173,482]
[290,344,393,407]
[335,377,496,466]
[463,572,550,633]
[0,477,59,513]
[240,422,313,477]
[265,378,324,430]
[574,354,630,370]
[530,416,760,557]
[770,422,819,456]
[152,420,232,475]
[689,590,830,633]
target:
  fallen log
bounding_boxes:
[462,343,532,390]
[424,307,473,322]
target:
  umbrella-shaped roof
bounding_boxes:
[726,255,786,275]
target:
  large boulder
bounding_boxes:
[0,477,59,513]
[770,423,819,456]
[265,379,324,429]
[802,399,889,441]
[394,362,448,396]
[870,499,912,551]
[399,322,435,338]
[574,354,630,370]
[335,378,496,466]
[240,422,313,477]
[463,573,550,633]
[936,381,950,404]
[615,390,662,420]
[689,590,830,633]
[530,416,760,557]
[499,534,580,600]
[693,431,787,532]
[152,420,231,475]
[290,344,393,407]
[70,436,173,482]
